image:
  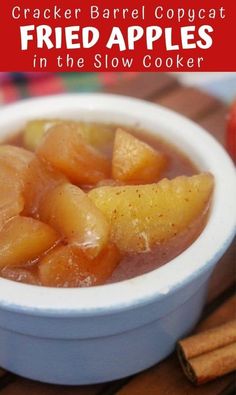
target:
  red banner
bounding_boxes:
[0,0,235,71]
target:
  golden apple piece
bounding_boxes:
[80,122,114,149]
[23,119,114,151]
[39,183,110,258]
[36,124,110,185]
[23,119,84,151]
[0,164,24,229]
[89,173,214,253]
[39,243,121,287]
[0,145,34,180]
[0,267,38,285]
[0,216,59,269]
[23,157,67,217]
[112,129,167,183]
[23,119,62,151]
[0,146,34,228]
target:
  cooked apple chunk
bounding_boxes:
[39,183,110,258]
[0,165,24,229]
[23,119,114,151]
[0,267,38,285]
[39,243,121,287]
[0,145,34,174]
[0,146,34,228]
[23,158,66,217]
[112,129,167,183]
[23,119,62,151]
[0,216,59,269]
[36,124,110,185]
[80,122,114,149]
[89,173,214,253]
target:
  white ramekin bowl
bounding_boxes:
[0,94,235,385]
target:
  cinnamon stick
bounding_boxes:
[178,320,236,384]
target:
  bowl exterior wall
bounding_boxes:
[0,272,210,385]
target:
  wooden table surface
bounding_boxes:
[0,73,235,395]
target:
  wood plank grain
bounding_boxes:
[114,295,236,395]
[198,295,236,332]
[207,241,236,304]
[0,378,103,395]
[220,382,236,395]
[105,72,178,100]
[0,370,6,379]
[155,87,221,120]
[0,371,15,391]
[195,103,235,303]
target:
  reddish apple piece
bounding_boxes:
[36,124,110,185]
[0,216,59,269]
[39,183,109,258]
[39,243,121,287]
[112,129,167,183]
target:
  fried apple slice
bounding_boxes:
[39,183,110,258]
[36,124,110,184]
[23,119,114,152]
[112,129,167,183]
[0,216,59,268]
[80,122,114,149]
[89,173,214,253]
[0,165,24,229]
[39,243,121,287]
[23,119,62,151]
[23,158,66,217]
[0,267,38,285]
[0,146,34,228]
[0,145,34,174]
